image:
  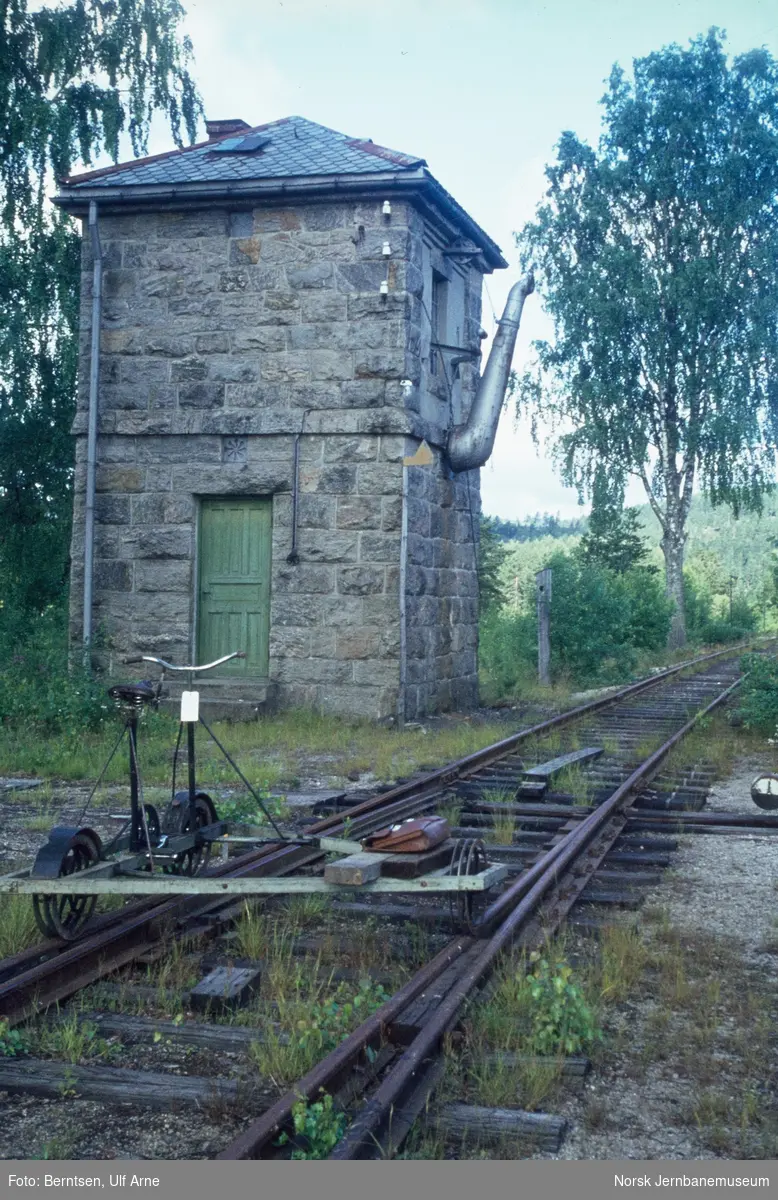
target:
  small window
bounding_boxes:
[430,271,448,376]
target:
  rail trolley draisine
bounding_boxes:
[0,652,505,940]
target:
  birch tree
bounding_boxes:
[514,29,778,647]
[0,0,201,613]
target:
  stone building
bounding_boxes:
[56,117,508,719]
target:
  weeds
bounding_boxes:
[491,810,516,845]
[34,1010,119,1064]
[0,1018,29,1057]
[596,923,648,1004]
[278,1091,346,1159]
[35,1136,76,1160]
[0,697,516,790]
[250,976,388,1087]
[438,799,462,829]
[554,764,591,805]
[282,894,329,928]
[233,903,266,961]
[149,939,199,995]
[522,952,600,1055]
[0,893,40,958]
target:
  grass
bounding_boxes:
[35,1135,77,1160]
[233,902,267,961]
[438,798,462,829]
[247,966,387,1088]
[479,788,517,845]
[281,893,329,928]
[25,810,57,832]
[0,893,40,958]
[554,764,592,805]
[142,938,200,1014]
[594,922,649,1005]
[479,667,577,710]
[0,704,518,790]
[661,710,755,779]
[491,810,516,845]
[599,911,778,1158]
[33,1007,120,1064]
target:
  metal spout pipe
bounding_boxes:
[446,271,534,472]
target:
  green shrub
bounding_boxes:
[697,620,751,645]
[294,977,389,1057]
[522,953,600,1056]
[621,569,673,652]
[278,1092,346,1159]
[478,517,508,616]
[479,550,671,693]
[684,574,714,639]
[0,605,108,733]
[545,552,670,684]
[478,609,537,698]
[737,654,778,733]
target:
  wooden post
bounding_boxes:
[536,568,552,686]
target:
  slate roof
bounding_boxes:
[62,117,426,189]
[57,116,506,269]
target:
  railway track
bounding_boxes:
[0,642,774,1160]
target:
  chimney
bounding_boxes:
[206,118,251,142]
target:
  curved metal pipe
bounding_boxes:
[446,271,534,472]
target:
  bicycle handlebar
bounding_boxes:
[123,651,246,672]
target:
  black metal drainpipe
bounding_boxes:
[287,424,304,565]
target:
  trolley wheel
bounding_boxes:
[448,837,488,933]
[132,803,161,850]
[161,792,218,876]
[32,829,102,941]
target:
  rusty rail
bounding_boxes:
[0,642,757,1028]
[219,666,746,1160]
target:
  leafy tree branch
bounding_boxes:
[514,29,778,646]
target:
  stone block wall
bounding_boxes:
[70,195,485,718]
[403,448,480,718]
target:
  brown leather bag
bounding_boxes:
[362,815,450,854]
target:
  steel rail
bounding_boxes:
[305,643,752,838]
[0,643,755,1023]
[218,665,745,1160]
[0,841,317,1024]
[328,673,745,1159]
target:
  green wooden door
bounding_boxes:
[197,498,271,676]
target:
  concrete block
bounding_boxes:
[122,526,193,560]
[232,328,287,353]
[336,628,382,659]
[297,531,358,563]
[260,352,309,384]
[94,560,132,592]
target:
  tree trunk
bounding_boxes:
[661,526,687,649]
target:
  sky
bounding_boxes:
[144,0,778,519]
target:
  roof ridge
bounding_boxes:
[62,117,293,186]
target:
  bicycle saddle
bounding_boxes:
[108,681,157,706]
